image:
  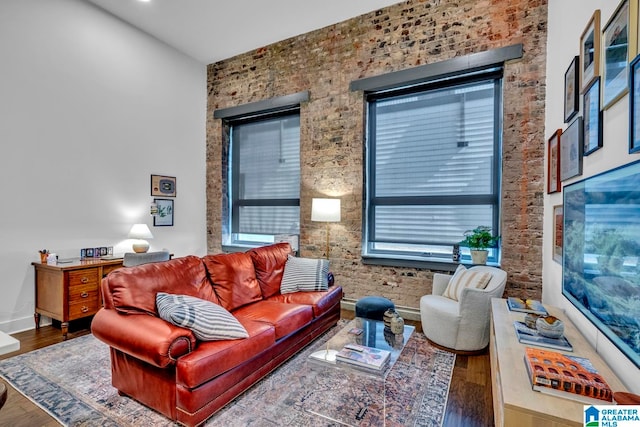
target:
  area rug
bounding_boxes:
[0,322,455,426]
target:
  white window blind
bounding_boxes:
[366,74,501,262]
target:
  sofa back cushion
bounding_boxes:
[202,252,263,311]
[247,242,292,298]
[106,255,219,315]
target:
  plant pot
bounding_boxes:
[470,250,488,265]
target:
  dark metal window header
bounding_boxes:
[213,91,310,120]
[350,44,523,93]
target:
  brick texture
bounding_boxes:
[206,0,548,308]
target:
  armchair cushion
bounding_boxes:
[156,293,248,341]
[442,264,491,301]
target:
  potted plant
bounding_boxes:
[460,226,499,265]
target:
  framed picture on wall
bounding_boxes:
[630,54,640,153]
[602,0,638,109]
[564,56,579,123]
[153,198,174,226]
[151,175,177,197]
[553,205,563,264]
[560,117,583,181]
[583,77,603,155]
[580,10,601,92]
[547,129,562,194]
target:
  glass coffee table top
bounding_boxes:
[309,317,415,376]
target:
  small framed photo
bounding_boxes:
[553,205,563,264]
[583,77,603,155]
[547,129,562,194]
[580,10,601,92]
[151,175,176,197]
[630,54,640,153]
[153,198,174,226]
[564,56,579,123]
[560,117,583,181]
[602,0,637,109]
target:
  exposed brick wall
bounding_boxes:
[206,0,548,308]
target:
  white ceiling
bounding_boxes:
[86,0,403,64]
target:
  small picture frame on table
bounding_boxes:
[560,117,583,181]
[151,175,176,197]
[630,54,640,153]
[602,0,637,109]
[553,205,563,264]
[547,129,562,194]
[580,10,601,92]
[564,56,579,123]
[583,77,603,155]
[153,198,174,226]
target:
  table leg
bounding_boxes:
[34,312,40,329]
[61,322,68,340]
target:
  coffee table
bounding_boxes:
[309,317,415,376]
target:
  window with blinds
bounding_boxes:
[228,112,300,246]
[364,71,502,263]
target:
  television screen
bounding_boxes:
[563,159,640,368]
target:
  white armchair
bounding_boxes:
[420,266,507,352]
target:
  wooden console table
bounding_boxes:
[32,258,123,339]
[490,298,627,426]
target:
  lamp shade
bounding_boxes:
[311,198,341,222]
[128,224,154,239]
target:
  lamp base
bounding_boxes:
[132,240,149,253]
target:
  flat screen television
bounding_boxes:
[563,159,640,368]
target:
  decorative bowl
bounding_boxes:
[536,315,565,339]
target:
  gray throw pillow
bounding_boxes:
[280,255,329,294]
[156,292,248,341]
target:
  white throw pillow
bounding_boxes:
[280,255,329,294]
[156,292,248,341]
[442,265,492,301]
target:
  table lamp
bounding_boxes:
[311,198,341,259]
[128,223,153,253]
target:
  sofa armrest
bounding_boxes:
[432,273,451,296]
[91,308,196,368]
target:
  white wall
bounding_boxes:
[0,0,207,333]
[545,0,640,392]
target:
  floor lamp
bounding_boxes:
[311,198,341,259]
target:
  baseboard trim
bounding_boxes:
[340,298,421,322]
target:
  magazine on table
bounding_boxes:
[513,321,573,352]
[335,344,390,371]
[507,297,548,315]
[523,347,613,405]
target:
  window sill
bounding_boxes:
[361,254,500,271]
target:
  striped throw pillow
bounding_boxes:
[280,255,329,294]
[442,266,492,301]
[156,293,248,341]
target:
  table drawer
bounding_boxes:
[69,283,99,303]
[69,298,99,320]
[68,269,99,286]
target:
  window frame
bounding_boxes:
[362,69,504,269]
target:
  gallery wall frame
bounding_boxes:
[630,54,640,153]
[581,10,601,93]
[153,198,174,226]
[564,56,580,123]
[560,116,583,181]
[547,129,562,194]
[552,205,563,264]
[151,175,177,197]
[583,77,603,155]
[602,0,638,110]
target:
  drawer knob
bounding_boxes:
[81,292,89,298]
[81,306,89,313]
[81,277,89,284]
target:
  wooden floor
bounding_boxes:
[0,316,494,426]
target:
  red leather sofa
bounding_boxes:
[91,243,342,426]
